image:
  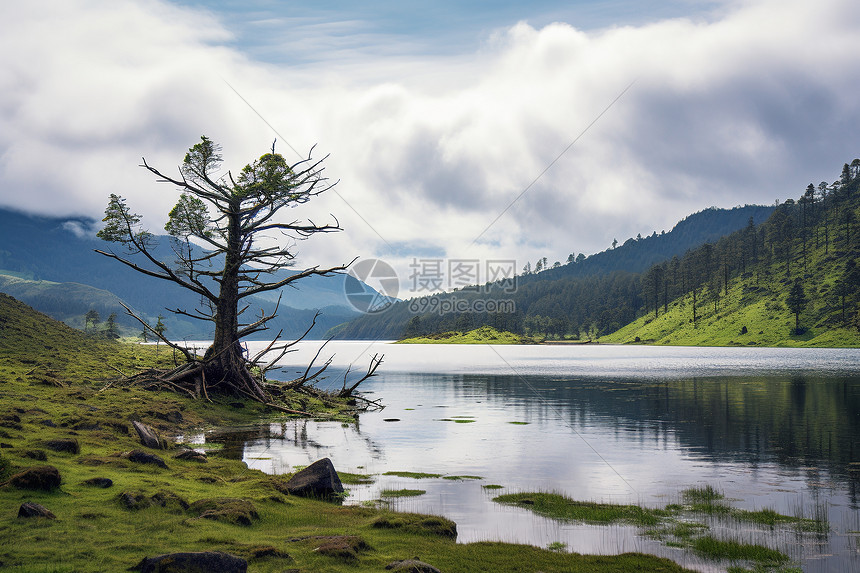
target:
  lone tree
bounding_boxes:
[84,309,101,334]
[786,280,808,334]
[96,136,380,404]
[106,312,119,339]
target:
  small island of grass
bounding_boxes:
[397,326,539,345]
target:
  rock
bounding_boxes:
[24,450,48,461]
[284,458,344,499]
[9,465,62,491]
[44,438,80,454]
[106,421,129,435]
[17,502,56,519]
[386,559,443,573]
[119,491,151,510]
[82,477,113,488]
[244,546,289,559]
[152,410,183,424]
[126,449,168,469]
[133,551,247,573]
[131,421,164,449]
[372,514,457,539]
[150,490,189,512]
[189,498,259,526]
[174,449,207,463]
[311,536,370,560]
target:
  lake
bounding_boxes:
[190,342,860,572]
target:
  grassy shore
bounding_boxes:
[397,326,539,344]
[0,294,692,572]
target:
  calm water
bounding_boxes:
[193,342,860,572]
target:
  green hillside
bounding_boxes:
[0,273,140,335]
[601,277,860,347]
[603,162,860,347]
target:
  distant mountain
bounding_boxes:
[0,274,131,333]
[333,204,776,340]
[527,204,776,282]
[0,207,366,339]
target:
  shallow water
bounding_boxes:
[193,342,860,572]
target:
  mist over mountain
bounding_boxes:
[0,208,363,339]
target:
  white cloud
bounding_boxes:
[1,0,859,291]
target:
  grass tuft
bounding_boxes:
[383,471,443,479]
[381,489,426,498]
[692,536,788,564]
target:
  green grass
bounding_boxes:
[397,326,538,345]
[0,294,697,572]
[496,487,822,570]
[678,486,826,530]
[382,471,444,479]
[339,472,375,485]
[691,536,788,564]
[482,484,504,490]
[681,485,724,505]
[381,489,426,498]
[443,475,483,481]
[493,493,661,527]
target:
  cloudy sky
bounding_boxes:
[2,0,859,294]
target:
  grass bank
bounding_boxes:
[397,326,539,344]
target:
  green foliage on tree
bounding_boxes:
[84,309,100,334]
[105,312,119,339]
[786,281,808,334]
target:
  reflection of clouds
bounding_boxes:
[228,379,748,570]
[218,346,860,570]
[249,341,860,381]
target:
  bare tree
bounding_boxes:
[96,136,380,403]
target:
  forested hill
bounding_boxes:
[530,204,775,281]
[333,205,775,340]
[603,161,860,346]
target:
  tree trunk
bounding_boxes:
[205,208,267,401]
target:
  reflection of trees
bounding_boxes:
[205,418,385,465]
[444,374,860,491]
[206,425,274,460]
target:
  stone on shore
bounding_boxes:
[284,458,344,499]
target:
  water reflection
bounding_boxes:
[201,365,860,572]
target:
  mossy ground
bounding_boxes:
[397,326,539,344]
[0,294,692,572]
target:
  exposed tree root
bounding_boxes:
[103,350,384,416]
